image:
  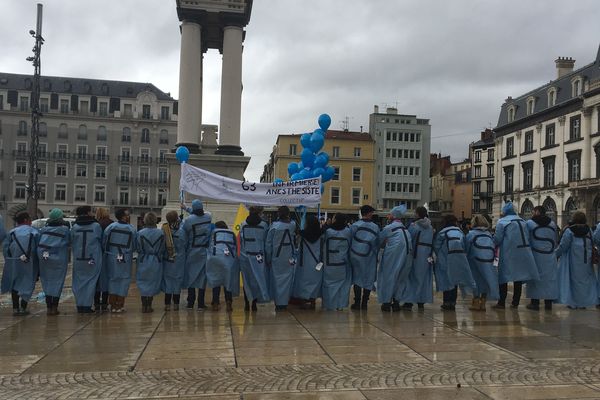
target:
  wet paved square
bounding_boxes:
[1,280,600,399]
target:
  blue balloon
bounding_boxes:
[300,133,312,149]
[175,146,190,163]
[288,162,300,176]
[314,154,327,168]
[322,166,335,182]
[312,167,325,178]
[291,173,302,181]
[274,178,284,184]
[318,114,331,131]
[301,148,316,168]
[310,131,325,152]
[297,161,304,170]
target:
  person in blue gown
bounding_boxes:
[239,206,270,311]
[377,205,412,312]
[94,207,113,311]
[493,201,539,309]
[71,206,103,313]
[181,199,212,310]
[557,211,598,309]
[525,206,559,311]
[37,208,71,316]
[349,205,379,311]
[266,206,297,311]
[404,206,434,310]
[322,213,352,311]
[2,211,39,316]
[292,215,323,310]
[206,221,239,312]
[434,214,475,311]
[162,210,186,311]
[465,214,498,311]
[136,212,165,313]
[104,208,137,313]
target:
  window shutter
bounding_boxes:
[173,101,178,115]
[90,96,98,112]
[71,94,79,111]
[50,93,59,109]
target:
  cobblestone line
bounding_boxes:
[1,359,600,399]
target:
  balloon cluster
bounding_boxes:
[287,114,334,194]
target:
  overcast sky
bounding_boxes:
[1,0,599,181]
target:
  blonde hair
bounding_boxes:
[471,214,490,229]
[95,207,110,221]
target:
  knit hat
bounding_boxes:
[48,208,64,222]
[502,201,516,216]
[390,205,407,219]
[192,199,203,211]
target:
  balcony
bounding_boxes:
[73,153,92,161]
[116,177,130,184]
[137,156,152,164]
[53,152,70,160]
[94,154,110,161]
[157,157,168,165]
[12,150,29,159]
[118,155,132,163]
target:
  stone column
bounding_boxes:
[176,21,202,152]
[216,25,244,156]
[558,116,566,184]
[581,107,593,179]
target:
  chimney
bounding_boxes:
[386,107,397,115]
[555,57,575,79]
[481,128,493,141]
[374,105,379,113]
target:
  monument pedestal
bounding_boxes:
[162,152,250,228]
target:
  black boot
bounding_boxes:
[527,299,540,311]
[141,297,148,313]
[12,291,20,316]
[148,296,154,313]
[251,299,258,312]
[544,300,553,310]
[46,295,53,316]
[391,299,401,312]
[381,303,391,312]
[53,296,61,315]
[19,299,29,316]
[350,285,362,310]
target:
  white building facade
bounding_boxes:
[493,47,600,226]
[369,106,431,211]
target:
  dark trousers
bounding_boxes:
[187,288,206,307]
[499,282,523,306]
[164,293,181,305]
[531,299,553,307]
[443,286,458,304]
[212,286,232,304]
[352,285,371,304]
[94,291,109,307]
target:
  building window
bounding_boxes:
[159,129,169,145]
[141,128,150,144]
[37,184,46,201]
[123,104,133,118]
[96,146,107,160]
[18,120,27,136]
[80,100,89,115]
[56,164,67,177]
[487,180,494,194]
[545,124,555,147]
[39,122,47,137]
[572,78,582,97]
[76,164,87,177]
[526,98,535,115]
[60,99,69,114]
[158,189,167,206]
[17,142,27,153]
[40,98,49,113]
[99,102,108,117]
[77,145,87,159]
[158,149,167,163]
[97,126,107,141]
[16,162,27,175]
[15,183,26,199]
[120,167,130,181]
[96,165,106,178]
[55,184,66,201]
[487,148,494,161]
[74,185,86,202]
[122,127,131,142]
[20,96,29,112]
[354,147,361,157]
[473,199,481,213]
[138,188,149,206]
[547,89,556,107]
[474,166,481,178]
[57,144,68,158]
[332,146,340,158]
[119,188,129,205]
[158,168,168,184]
[139,167,150,183]
[94,186,106,203]
[121,148,131,162]
[142,104,151,119]
[567,152,581,182]
[289,144,297,155]
[78,125,87,140]
[58,123,68,139]
[139,148,150,163]
[330,187,340,204]
[543,157,555,188]
[332,166,340,181]
[474,151,481,163]
[507,106,515,123]
[506,137,514,157]
[504,166,514,194]
[352,167,361,182]
[569,115,581,140]
[596,146,600,178]
[487,164,494,177]
[160,106,170,120]
[352,188,361,205]
[37,162,47,176]
[474,181,481,195]
[415,150,420,159]
[524,130,534,153]
[522,162,533,191]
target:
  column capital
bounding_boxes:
[558,116,566,126]
[582,106,594,117]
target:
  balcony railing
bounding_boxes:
[94,154,109,161]
[72,153,92,161]
[137,156,152,164]
[119,155,132,163]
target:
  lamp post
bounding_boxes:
[26,3,44,219]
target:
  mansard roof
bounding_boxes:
[0,72,175,101]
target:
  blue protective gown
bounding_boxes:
[266,220,297,306]
[494,214,540,284]
[162,223,187,295]
[433,227,475,292]
[71,218,104,307]
[525,218,559,300]
[465,227,499,300]
[556,225,598,308]
[37,224,71,298]
[206,228,240,296]
[349,219,380,291]
[0,216,6,245]
[181,212,212,289]
[104,221,137,297]
[240,220,270,302]
[136,227,165,297]
[377,220,412,304]
[406,218,434,304]
[2,225,39,301]
[322,227,352,310]
[292,236,323,300]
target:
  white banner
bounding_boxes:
[180,163,322,207]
